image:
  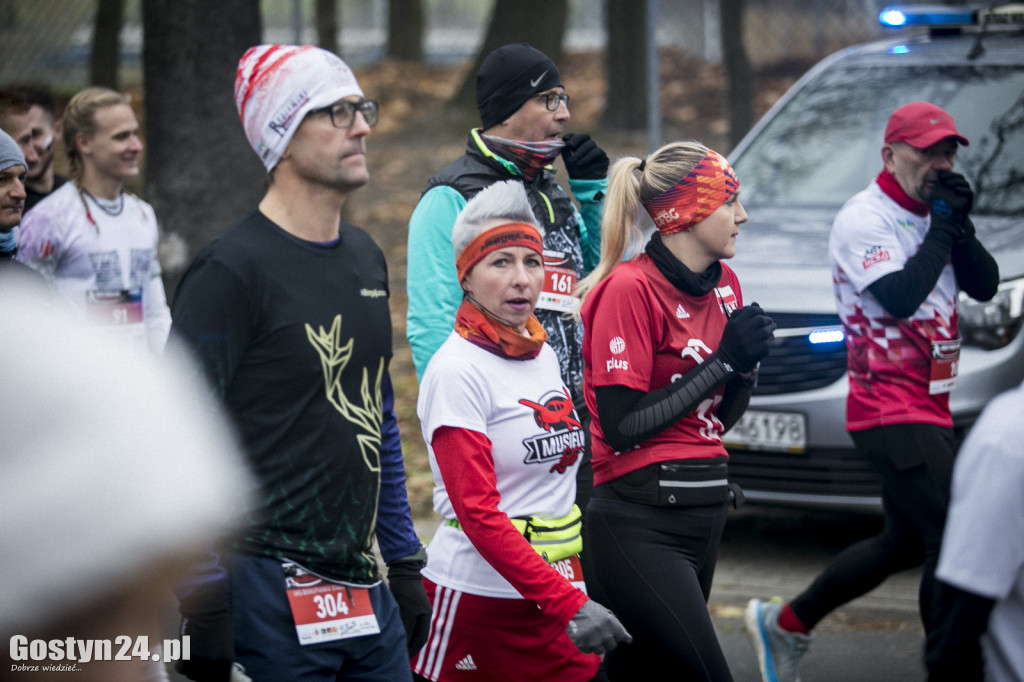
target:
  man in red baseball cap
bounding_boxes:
[881,101,970,206]
[745,101,1000,682]
[884,100,970,148]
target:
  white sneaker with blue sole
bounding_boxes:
[744,598,813,682]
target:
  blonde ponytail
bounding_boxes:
[574,140,711,306]
[574,156,645,302]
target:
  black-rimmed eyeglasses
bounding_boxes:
[534,93,570,111]
[315,99,380,128]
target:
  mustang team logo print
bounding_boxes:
[519,388,585,474]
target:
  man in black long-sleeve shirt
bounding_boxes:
[170,44,429,682]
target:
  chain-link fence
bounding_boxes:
[0,0,894,91]
[0,0,102,89]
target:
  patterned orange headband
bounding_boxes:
[456,222,544,281]
[642,150,739,235]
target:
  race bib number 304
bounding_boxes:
[283,562,379,645]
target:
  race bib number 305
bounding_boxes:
[550,554,586,593]
[283,562,379,645]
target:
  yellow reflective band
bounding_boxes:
[444,505,583,563]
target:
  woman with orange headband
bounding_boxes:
[576,141,776,680]
[411,181,629,682]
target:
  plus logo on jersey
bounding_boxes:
[519,388,585,474]
[607,336,629,372]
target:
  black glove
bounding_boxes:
[561,133,609,180]
[386,547,431,657]
[958,216,976,244]
[929,170,974,242]
[566,599,632,656]
[175,581,234,682]
[717,303,776,374]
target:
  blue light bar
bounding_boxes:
[808,328,845,345]
[879,5,977,27]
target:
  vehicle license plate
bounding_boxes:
[723,410,807,453]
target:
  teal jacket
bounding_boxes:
[406,129,605,398]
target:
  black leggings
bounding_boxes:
[584,491,733,682]
[790,423,955,634]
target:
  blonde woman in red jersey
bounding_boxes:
[577,140,775,681]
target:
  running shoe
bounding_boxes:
[744,598,812,682]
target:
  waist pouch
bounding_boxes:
[445,504,583,563]
[606,458,731,507]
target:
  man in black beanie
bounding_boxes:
[406,42,608,513]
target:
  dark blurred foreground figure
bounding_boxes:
[745,101,998,682]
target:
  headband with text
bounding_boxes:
[643,150,739,235]
[456,222,544,281]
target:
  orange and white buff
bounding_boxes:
[455,222,544,282]
[643,150,739,235]
[234,44,364,171]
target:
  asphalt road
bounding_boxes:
[413,504,928,682]
[159,506,926,682]
[709,505,926,682]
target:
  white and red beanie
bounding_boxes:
[235,44,364,171]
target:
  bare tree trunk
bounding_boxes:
[720,0,754,150]
[451,0,569,117]
[388,0,424,62]
[142,0,264,299]
[316,0,340,56]
[602,0,647,130]
[91,0,124,89]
